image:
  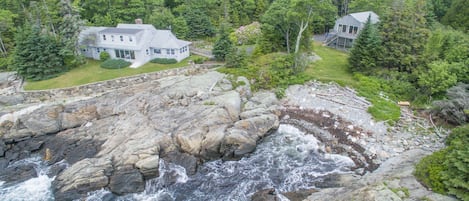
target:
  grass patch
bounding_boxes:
[24,55,203,90]
[305,42,356,86]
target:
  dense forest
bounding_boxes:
[0,0,468,199]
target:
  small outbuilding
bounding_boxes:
[325,11,379,49]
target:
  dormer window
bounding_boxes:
[129,36,133,42]
[120,36,124,42]
[102,35,106,41]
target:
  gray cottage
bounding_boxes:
[325,11,379,49]
[79,22,191,68]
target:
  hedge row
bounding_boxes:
[100,59,131,69]
[150,58,177,64]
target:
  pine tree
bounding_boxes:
[380,0,430,73]
[212,24,233,61]
[13,24,64,81]
[58,0,84,68]
[348,15,382,73]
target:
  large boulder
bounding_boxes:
[53,157,113,200]
[109,166,145,195]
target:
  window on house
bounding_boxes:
[180,48,183,53]
[120,36,123,42]
[154,49,161,54]
[102,35,106,40]
[111,35,114,41]
[353,26,358,34]
[146,49,149,55]
[166,49,170,54]
[349,26,353,34]
[338,24,342,32]
[115,49,135,59]
[129,36,133,42]
[342,25,347,33]
[171,49,175,55]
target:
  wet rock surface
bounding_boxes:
[1,71,280,199]
[0,74,452,200]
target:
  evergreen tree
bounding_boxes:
[441,0,469,32]
[183,7,215,39]
[58,0,84,68]
[212,24,233,61]
[226,47,247,68]
[348,16,382,73]
[13,24,64,81]
[380,0,430,73]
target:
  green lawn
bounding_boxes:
[305,42,356,86]
[24,56,202,90]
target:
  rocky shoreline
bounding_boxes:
[0,70,455,200]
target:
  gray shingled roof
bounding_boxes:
[99,27,144,34]
[349,11,379,24]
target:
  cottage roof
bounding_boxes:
[78,26,107,46]
[150,30,191,49]
[79,24,191,49]
[100,27,144,34]
[349,11,379,24]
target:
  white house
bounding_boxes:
[79,22,191,68]
[325,11,379,49]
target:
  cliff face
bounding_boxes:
[0,71,280,200]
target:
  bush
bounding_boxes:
[415,124,469,200]
[414,148,449,194]
[193,57,205,64]
[100,59,131,69]
[433,83,469,125]
[150,58,177,64]
[99,51,110,61]
[441,124,469,201]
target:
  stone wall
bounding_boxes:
[18,64,217,104]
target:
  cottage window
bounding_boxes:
[129,36,133,42]
[342,25,347,33]
[146,49,149,55]
[349,26,353,34]
[338,24,342,32]
[115,49,135,59]
[111,35,114,41]
[102,35,106,41]
[353,26,358,34]
[171,49,175,55]
[154,49,161,54]
[166,49,170,54]
[120,36,124,42]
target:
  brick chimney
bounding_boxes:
[135,18,143,24]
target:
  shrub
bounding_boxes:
[99,51,110,61]
[150,58,177,64]
[232,21,261,45]
[433,83,469,125]
[441,124,469,201]
[193,57,205,64]
[415,124,469,200]
[414,148,449,194]
[100,59,131,69]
